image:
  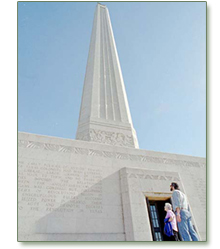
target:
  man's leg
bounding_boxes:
[178,219,192,241]
[187,218,199,241]
[177,210,192,241]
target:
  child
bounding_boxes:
[164,203,179,241]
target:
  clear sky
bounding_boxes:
[18,1,206,157]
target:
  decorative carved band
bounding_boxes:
[18,139,205,168]
[76,129,135,147]
[127,173,180,181]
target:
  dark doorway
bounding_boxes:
[146,198,180,241]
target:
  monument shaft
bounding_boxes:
[76,4,139,148]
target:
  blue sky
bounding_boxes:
[18,1,206,157]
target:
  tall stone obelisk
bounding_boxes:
[76,4,139,148]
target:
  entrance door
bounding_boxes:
[146,198,174,241]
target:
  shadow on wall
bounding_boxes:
[35,171,125,236]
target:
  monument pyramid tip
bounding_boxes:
[97,3,106,7]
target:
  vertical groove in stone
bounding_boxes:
[103,8,108,120]
[95,6,100,119]
[103,7,113,120]
[106,16,116,121]
[105,8,121,122]
[106,8,131,124]
[100,8,106,119]
[98,6,101,118]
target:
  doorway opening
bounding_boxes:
[146,197,181,241]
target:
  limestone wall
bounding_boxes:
[18,132,206,241]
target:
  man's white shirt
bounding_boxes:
[172,189,188,211]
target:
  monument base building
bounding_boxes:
[18,4,206,241]
[18,132,206,241]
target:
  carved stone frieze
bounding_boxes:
[127,173,180,181]
[76,129,135,147]
[18,139,205,168]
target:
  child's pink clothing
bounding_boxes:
[165,210,178,232]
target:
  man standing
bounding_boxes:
[170,182,200,241]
